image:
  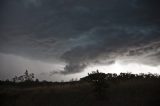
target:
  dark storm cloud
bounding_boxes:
[0,0,160,74]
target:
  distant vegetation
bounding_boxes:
[0,70,160,106]
[81,70,160,81]
[12,70,35,82]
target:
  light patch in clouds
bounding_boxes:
[0,53,160,81]
[86,61,160,75]
[1,0,160,78]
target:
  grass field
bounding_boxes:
[0,78,160,106]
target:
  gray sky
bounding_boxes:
[0,0,160,81]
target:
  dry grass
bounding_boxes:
[0,80,160,106]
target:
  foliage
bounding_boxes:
[0,70,160,105]
[80,70,109,100]
[80,71,160,82]
[12,70,35,82]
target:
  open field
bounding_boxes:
[0,78,160,106]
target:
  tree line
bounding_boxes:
[80,70,160,82]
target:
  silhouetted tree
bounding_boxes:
[82,70,108,100]
[35,78,39,83]
[12,76,18,82]
[12,70,35,82]
[24,70,34,81]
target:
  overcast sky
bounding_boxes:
[0,0,160,81]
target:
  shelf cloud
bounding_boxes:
[0,0,160,76]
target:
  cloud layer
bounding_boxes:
[0,0,160,75]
